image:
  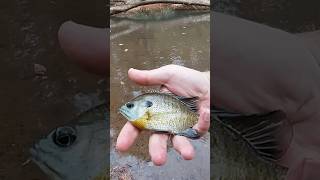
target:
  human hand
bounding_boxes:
[213,12,320,179]
[58,21,109,75]
[116,64,210,165]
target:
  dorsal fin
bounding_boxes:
[164,92,199,113]
[137,90,199,113]
[212,106,287,162]
[143,89,161,94]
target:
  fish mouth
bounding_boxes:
[118,107,133,121]
[29,143,49,164]
[30,143,40,160]
[29,143,65,179]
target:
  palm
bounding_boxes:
[116,65,210,165]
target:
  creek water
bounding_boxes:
[110,12,210,180]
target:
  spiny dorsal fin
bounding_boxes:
[143,89,161,94]
[141,90,199,113]
[212,106,287,162]
[163,92,199,113]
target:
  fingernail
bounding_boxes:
[128,68,135,73]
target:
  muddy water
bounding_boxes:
[110,13,210,179]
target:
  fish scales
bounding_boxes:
[119,92,198,136]
[145,93,195,133]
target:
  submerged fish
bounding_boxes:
[30,104,108,180]
[119,92,200,139]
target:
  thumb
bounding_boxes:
[58,21,109,75]
[128,67,171,86]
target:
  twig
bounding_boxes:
[110,0,210,15]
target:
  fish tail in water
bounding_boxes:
[212,107,288,162]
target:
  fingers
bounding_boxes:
[128,67,172,86]
[193,108,210,134]
[172,136,195,160]
[116,122,140,152]
[149,133,168,166]
[58,21,109,75]
[118,126,194,165]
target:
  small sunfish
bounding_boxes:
[30,104,108,180]
[119,92,200,139]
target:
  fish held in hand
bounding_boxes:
[119,92,201,139]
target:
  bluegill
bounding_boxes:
[119,92,200,139]
[30,103,108,180]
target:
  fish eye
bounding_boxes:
[52,126,77,147]
[126,102,134,109]
[145,100,153,107]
